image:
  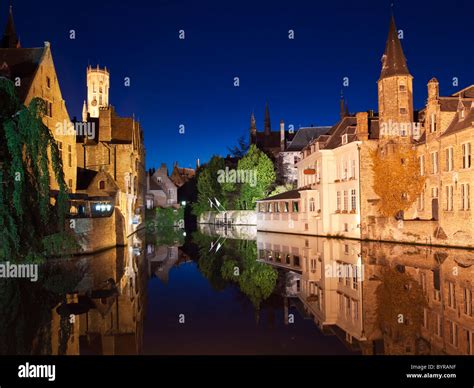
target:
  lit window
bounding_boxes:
[445,185,454,211]
[447,281,456,308]
[418,155,425,176]
[448,320,458,347]
[431,151,439,174]
[445,147,454,171]
[462,143,472,168]
[463,288,473,316]
[418,190,424,211]
[461,183,470,210]
[68,145,72,167]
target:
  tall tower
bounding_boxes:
[378,15,413,127]
[86,65,110,118]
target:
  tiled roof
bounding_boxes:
[76,168,98,191]
[322,116,358,149]
[285,126,331,151]
[439,98,472,112]
[111,115,134,143]
[451,85,474,98]
[257,189,301,202]
[442,106,474,137]
[0,47,44,101]
[380,15,410,79]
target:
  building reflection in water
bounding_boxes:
[253,230,474,355]
[49,233,148,355]
[10,225,474,355]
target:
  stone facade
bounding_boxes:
[77,66,146,237]
[146,164,178,209]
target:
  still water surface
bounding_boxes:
[1,225,473,355]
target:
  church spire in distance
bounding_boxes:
[380,14,410,79]
[264,103,271,135]
[1,5,20,48]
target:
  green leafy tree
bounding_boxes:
[268,184,293,197]
[192,155,230,216]
[237,145,276,210]
[0,78,72,262]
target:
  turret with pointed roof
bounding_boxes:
[1,6,20,48]
[378,13,414,127]
[380,15,409,80]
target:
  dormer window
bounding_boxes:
[341,134,348,145]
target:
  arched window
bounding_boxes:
[99,180,105,190]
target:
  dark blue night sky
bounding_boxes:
[5,0,473,170]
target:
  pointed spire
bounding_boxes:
[250,111,256,130]
[1,5,20,48]
[380,14,410,79]
[82,100,88,121]
[264,103,271,135]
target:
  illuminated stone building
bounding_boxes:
[76,65,146,236]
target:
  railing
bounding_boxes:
[68,199,115,218]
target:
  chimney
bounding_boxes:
[280,120,285,151]
[356,112,369,141]
[161,163,168,176]
[428,78,439,103]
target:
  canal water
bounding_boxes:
[1,225,474,355]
